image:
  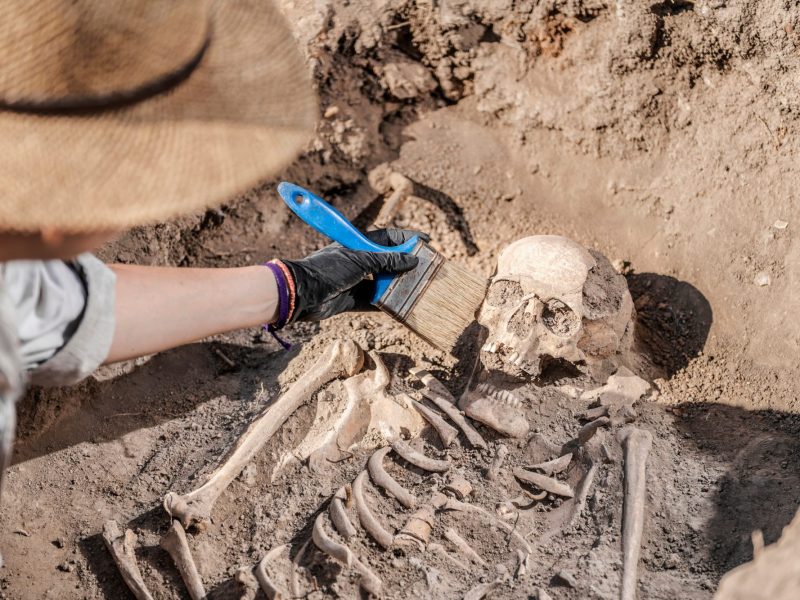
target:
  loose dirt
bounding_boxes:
[1,1,798,598]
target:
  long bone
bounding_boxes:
[164,340,364,530]
[160,520,206,600]
[313,512,353,567]
[102,520,155,600]
[619,426,652,600]
[390,439,450,473]
[353,470,394,549]
[254,544,289,600]
[400,393,459,447]
[368,446,417,509]
[329,485,357,539]
[409,367,487,449]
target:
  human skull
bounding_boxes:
[478,235,635,377]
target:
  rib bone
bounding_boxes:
[428,542,469,571]
[513,468,575,498]
[353,471,394,549]
[527,453,573,476]
[409,368,487,449]
[164,340,364,530]
[254,545,289,600]
[102,520,154,600]
[313,512,353,567]
[400,393,459,447]
[368,446,417,509]
[391,440,450,473]
[444,527,487,567]
[577,416,610,445]
[620,426,652,600]
[160,520,206,600]
[439,497,532,555]
[330,485,357,540]
[353,556,383,596]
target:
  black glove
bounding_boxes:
[281,229,429,322]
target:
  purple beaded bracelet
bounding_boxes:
[263,262,292,350]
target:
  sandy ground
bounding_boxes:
[1,1,799,598]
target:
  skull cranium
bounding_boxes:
[478,235,635,377]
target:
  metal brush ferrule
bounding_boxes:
[374,241,443,322]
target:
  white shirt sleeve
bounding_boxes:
[0,259,87,370]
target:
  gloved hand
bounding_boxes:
[280,228,429,322]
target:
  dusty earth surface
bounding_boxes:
[2,0,799,598]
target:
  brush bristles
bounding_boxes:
[404,261,487,352]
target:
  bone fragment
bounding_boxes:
[583,405,610,420]
[428,542,469,570]
[160,520,206,600]
[409,368,487,449]
[164,340,364,530]
[391,440,450,472]
[396,505,435,548]
[373,171,413,228]
[527,453,573,476]
[353,556,383,596]
[515,549,530,578]
[578,416,610,445]
[290,540,310,598]
[514,468,575,498]
[234,566,259,600]
[486,443,509,481]
[444,527,487,567]
[368,446,417,509]
[401,393,459,447]
[330,485,357,540]
[353,471,394,549]
[102,520,155,600]
[254,545,289,600]
[464,577,503,600]
[312,512,353,567]
[443,474,473,500]
[619,426,652,600]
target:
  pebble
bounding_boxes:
[554,569,577,588]
[773,219,789,230]
[754,271,771,287]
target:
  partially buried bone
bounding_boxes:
[527,452,572,476]
[459,383,529,438]
[164,340,364,530]
[444,527,487,567]
[409,367,487,449]
[312,512,353,567]
[254,544,289,600]
[486,443,508,481]
[396,505,435,549]
[234,566,259,600]
[577,416,610,445]
[464,575,505,600]
[372,170,414,228]
[400,393,459,447]
[353,556,383,596]
[330,485,357,540]
[513,468,574,498]
[581,367,650,425]
[102,520,155,600]
[290,540,311,599]
[439,496,532,555]
[160,520,206,600]
[619,426,652,600]
[391,439,450,472]
[428,542,469,571]
[368,446,417,509]
[353,470,394,549]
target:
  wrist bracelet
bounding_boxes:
[263,261,292,350]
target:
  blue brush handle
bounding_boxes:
[277,182,420,302]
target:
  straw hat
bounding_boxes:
[0,0,317,232]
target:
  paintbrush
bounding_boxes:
[277,182,487,352]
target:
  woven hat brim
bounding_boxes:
[0,0,317,233]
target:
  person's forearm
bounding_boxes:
[106,264,278,364]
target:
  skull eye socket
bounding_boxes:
[541,299,580,336]
[485,280,524,309]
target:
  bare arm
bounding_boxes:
[106,265,278,364]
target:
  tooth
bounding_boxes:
[490,343,498,353]
[514,355,525,366]
[507,352,519,364]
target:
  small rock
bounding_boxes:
[536,588,554,600]
[52,537,66,549]
[57,561,74,573]
[773,219,789,230]
[754,271,771,287]
[323,105,340,119]
[665,553,681,569]
[554,569,577,588]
